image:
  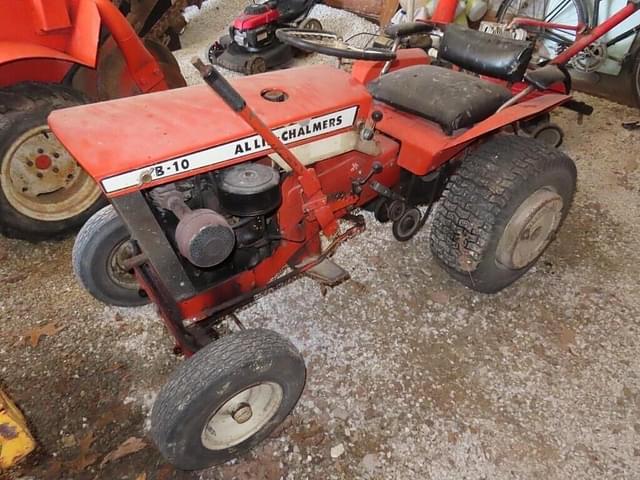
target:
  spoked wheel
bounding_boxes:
[496,0,588,65]
[73,205,148,307]
[0,82,105,240]
[276,28,395,61]
[151,328,306,470]
[430,134,576,293]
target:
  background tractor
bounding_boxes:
[0,0,200,241]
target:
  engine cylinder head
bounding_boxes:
[175,209,235,268]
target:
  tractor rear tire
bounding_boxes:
[430,135,576,293]
[0,82,105,241]
[151,328,306,470]
[73,205,148,307]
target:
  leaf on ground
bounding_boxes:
[68,431,99,472]
[156,464,175,480]
[103,363,127,373]
[2,272,28,284]
[624,157,638,174]
[78,431,95,452]
[94,403,129,430]
[135,473,147,480]
[559,325,576,353]
[100,436,147,466]
[42,460,64,480]
[430,291,450,304]
[21,321,65,347]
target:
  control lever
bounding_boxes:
[352,162,383,195]
[361,110,383,141]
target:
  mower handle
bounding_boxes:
[276,29,396,61]
[191,57,246,112]
[384,21,437,39]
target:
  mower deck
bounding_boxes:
[215,41,294,74]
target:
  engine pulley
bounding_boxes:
[218,163,281,216]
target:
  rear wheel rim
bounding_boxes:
[496,187,564,269]
[1,125,101,221]
[201,382,283,450]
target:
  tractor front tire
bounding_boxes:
[151,328,306,470]
[430,135,576,293]
[73,206,148,307]
[0,82,105,241]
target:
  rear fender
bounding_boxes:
[0,0,168,94]
[377,92,570,176]
[436,93,571,162]
[0,0,99,87]
[0,0,100,69]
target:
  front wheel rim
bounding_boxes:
[107,240,139,290]
[496,187,564,269]
[1,125,102,222]
[201,382,284,450]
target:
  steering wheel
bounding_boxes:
[276,28,396,61]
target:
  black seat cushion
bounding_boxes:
[368,65,512,135]
[439,24,534,83]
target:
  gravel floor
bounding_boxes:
[2,1,640,479]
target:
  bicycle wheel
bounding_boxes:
[497,0,588,64]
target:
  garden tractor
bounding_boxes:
[51,25,577,470]
[0,0,200,241]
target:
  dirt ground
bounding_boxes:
[2,2,640,480]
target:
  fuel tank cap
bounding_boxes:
[261,88,288,102]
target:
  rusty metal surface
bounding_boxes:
[115,0,203,48]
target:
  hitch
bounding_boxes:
[561,99,593,125]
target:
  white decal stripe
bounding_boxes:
[101,106,359,193]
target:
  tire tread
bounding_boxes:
[430,134,576,291]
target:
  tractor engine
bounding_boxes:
[148,161,282,288]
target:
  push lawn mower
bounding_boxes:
[207,0,322,74]
[52,25,577,470]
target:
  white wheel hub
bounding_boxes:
[0,125,101,221]
[496,187,564,269]
[201,382,283,450]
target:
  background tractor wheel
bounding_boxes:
[151,328,306,470]
[430,135,576,293]
[0,82,105,241]
[73,206,149,307]
[632,47,640,107]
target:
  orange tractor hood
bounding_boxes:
[48,65,372,196]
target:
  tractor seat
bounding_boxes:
[368,65,512,135]
[439,24,534,83]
